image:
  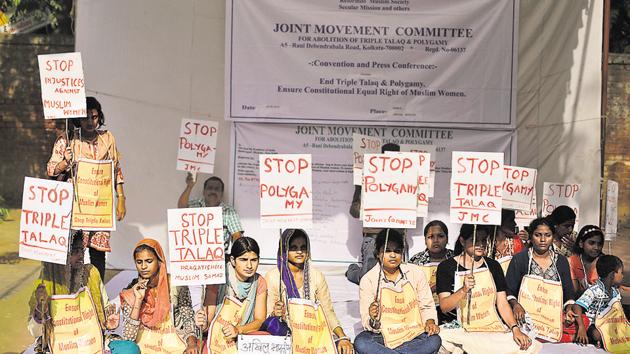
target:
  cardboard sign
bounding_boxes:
[167,207,225,286]
[541,182,580,224]
[71,159,115,231]
[605,180,619,241]
[237,335,292,354]
[419,263,440,305]
[388,151,431,217]
[400,144,437,198]
[19,177,73,265]
[518,275,563,342]
[208,296,248,354]
[136,312,187,354]
[450,152,504,225]
[515,195,538,228]
[497,256,512,275]
[287,298,336,354]
[362,153,419,228]
[352,133,382,185]
[49,288,104,354]
[259,154,313,228]
[37,52,86,119]
[177,118,219,174]
[379,282,425,349]
[455,267,506,332]
[502,166,537,211]
[595,299,630,354]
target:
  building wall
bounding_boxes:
[0,34,74,207]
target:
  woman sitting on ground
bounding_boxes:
[485,210,525,272]
[265,229,354,354]
[28,233,119,352]
[196,237,267,348]
[355,229,441,354]
[436,224,539,354]
[505,217,580,343]
[119,239,199,354]
[549,205,577,257]
[569,225,604,298]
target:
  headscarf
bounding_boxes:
[120,238,170,329]
[277,229,311,300]
[216,264,260,325]
[28,232,106,324]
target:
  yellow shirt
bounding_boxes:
[264,267,341,331]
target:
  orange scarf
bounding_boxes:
[120,238,171,328]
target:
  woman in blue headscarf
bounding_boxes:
[264,229,354,354]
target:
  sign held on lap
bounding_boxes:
[259,154,313,228]
[37,52,86,119]
[19,177,73,265]
[177,118,219,174]
[167,207,225,286]
[362,153,419,228]
[450,152,504,225]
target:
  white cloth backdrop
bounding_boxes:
[74,0,601,269]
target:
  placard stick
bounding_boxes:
[466,224,477,325]
[375,228,390,321]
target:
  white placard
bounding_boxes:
[542,182,581,224]
[387,151,431,217]
[176,118,219,174]
[167,207,225,286]
[502,165,537,211]
[400,144,437,197]
[450,152,504,225]
[352,133,382,185]
[259,154,313,228]
[237,335,292,354]
[362,152,419,228]
[605,180,618,241]
[19,177,73,265]
[37,52,86,119]
[227,0,518,127]
[515,195,538,228]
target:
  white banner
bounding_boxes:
[259,154,313,228]
[542,182,581,225]
[231,122,515,263]
[362,153,419,228]
[177,118,219,174]
[226,0,518,127]
[19,177,73,265]
[353,133,382,185]
[605,180,618,241]
[37,52,86,119]
[167,207,225,286]
[515,195,538,228]
[450,152,504,225]
[502,165,537,211]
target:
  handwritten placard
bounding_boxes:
[19,177,73,265]
[37,52,86,119]
[502,166,537,211]
[167,207,225,286]
[541,182,580,224]
[450,152,504,225]
[177,118,219,173]
[71,159,115,231]
[388,151,431,217]
[237,335,291,354]
[259,154,313,228]
[515,195,538,228]
[605,180,618,241]
[49,288,104,354]
[400,144,437,198]
[352,133,382,185]
[362,153,419,228]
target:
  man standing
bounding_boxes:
[178,173,244,254]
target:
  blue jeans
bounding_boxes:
[354,331,441,354]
